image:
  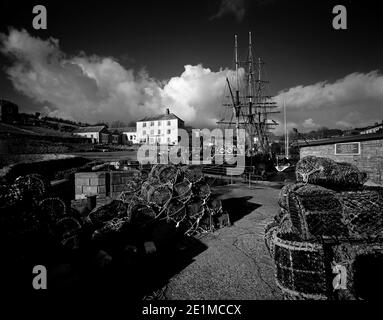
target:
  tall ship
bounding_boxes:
[216,32,280,176]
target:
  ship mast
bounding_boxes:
[217,32,279,156]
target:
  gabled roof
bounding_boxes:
[111,126,136,133]
[138,113,183,122]
[73,126,106,133]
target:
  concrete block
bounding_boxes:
[75,194,87,200]
[82,186,98,195]
[75,186,83,195]
[90,177,105,186]
[75,178,90,186]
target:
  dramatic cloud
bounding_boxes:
[210,0,247,22]
[274,71,383,132]
[302,118,319,129]
[0,29,236,127]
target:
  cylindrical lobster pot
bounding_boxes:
[272,232,329,300]
[174,180,192,202]
[157,165,179,184]
[194,182,211,200]
[128,198,156,226]
[39,197,67,222]
[183,165,203,184]
[13,174,50,201]
[166,199,187,224]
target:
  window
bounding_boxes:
[143,123,146,127]
[150,121,154,126]
[158,121,161,126]
[167,137,171,143]
[158,130,161,134]
[150,138,154,143]
[167,120,171,126]
[150,130,154,135]
[167,129,171,134]
[143,130,146,135]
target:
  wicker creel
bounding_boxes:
[272,231,329,300]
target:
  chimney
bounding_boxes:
[166,108,170,115]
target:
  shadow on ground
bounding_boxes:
[222,196,262,223]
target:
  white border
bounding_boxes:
[334,142,361,155]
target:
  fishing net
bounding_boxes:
[38,197,67,223]
[88,200,128,228]
[149,164,166,179]
[272,231,328,299]
[286,184,349,240]
[146,184,172,207]
[157,165,179,184]
[0,183,22,208]
[174,180,192,202]
[13,174,50,201]
[206,198,223,215]
[183,165,203,184]
[166,199,187,225]
[92,217,129,240]
[194,182,211,200]
[118,190,138,204]
[296,156,367,190]
[338,189,383,238]
[278,183,306,210]
[128,200,156,226]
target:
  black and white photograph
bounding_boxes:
[0,0,382,311]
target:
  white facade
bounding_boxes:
[73,131,100,143]
[123,130,138,144]
[137,118,182,145]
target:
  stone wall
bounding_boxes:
[75,171,109,199]
[300,138,383,184]
[74,171,136,200]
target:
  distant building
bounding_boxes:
[0,99,19,124]
[73,125,109,143]
[120,127,138,144]
[137,108,185,145]
[359,121,383,135]
[110,130,122,144]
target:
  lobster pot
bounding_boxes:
[183,165,204,184]
[166,199,187,224]
[287,184,349,240]
[149,164,166,179]
[143,184,172,207]
[55,216,82,241]
[278,183,305,211]
[92,217,128,240]
[38,197,67,223]
[157,165,179,184]
[331,242,383,300]
[338,189,383,238]
[88,200,128,228]
[0,183,22,208]
[272,232,328,300]
[128,199,156,226]
[206,198,223,215]
[13,174,50,202]
[295,156,367,190]
[194,182,211,200]
[118,190,137,204]
[264,221,279,257]
[186,198,205,220]
[174,180,192,202]
[124,178,142,193]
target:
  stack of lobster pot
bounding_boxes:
[265,156,383,300]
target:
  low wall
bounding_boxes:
[74,171,109,200]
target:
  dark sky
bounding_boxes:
[0,0,382,130]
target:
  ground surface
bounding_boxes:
[165,182,284,300]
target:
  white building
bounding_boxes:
[73,125,109,143]
[121,127,138,144]
[360,121,383,135]
[137,108,185,145]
